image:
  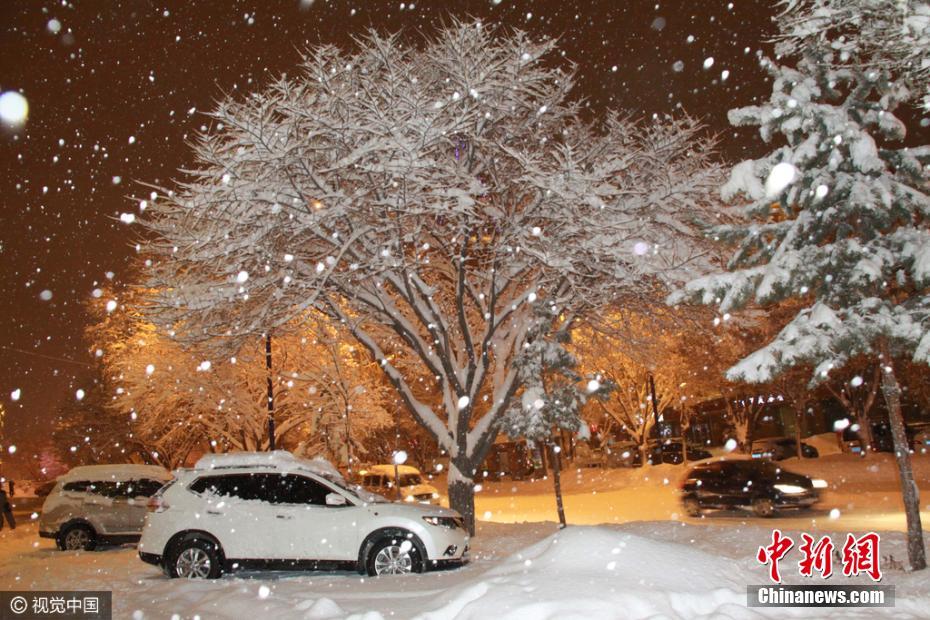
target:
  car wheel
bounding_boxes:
[167,537,224,579]
[58,524,97,551]
[752,498,776,518]
[366,535,424,577]
[682,497,702,518]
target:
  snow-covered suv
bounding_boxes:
[138,451,469,579]
[39,464,172,551]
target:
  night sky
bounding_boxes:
[0,0,779,455]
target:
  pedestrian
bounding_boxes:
[7,479,13,497]
[0,488,15,530]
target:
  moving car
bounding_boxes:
[751,437,819,460]
[38,464,172,551]
[139,451,468,578]
[679,459,826,518]
[360,464,441,505]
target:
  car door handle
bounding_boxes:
[275,514,293,520]
[206,510,223,516]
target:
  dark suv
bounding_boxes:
[680,459,825,518]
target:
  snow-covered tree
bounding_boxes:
[288,316,393,470]
[825,363,882,452]
[139,22,721,532]
[501,306,602,527]
[576,307,746,463]
[670,7,929,568]
[89,290,390,466]
[722,391,779,453]
[776,0,930,109]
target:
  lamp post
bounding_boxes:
[266,332,275,451]
[392,450,407,501]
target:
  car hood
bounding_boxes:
[400,483,439,496]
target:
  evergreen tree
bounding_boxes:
[501,306,606,528]
[671,9,929,569]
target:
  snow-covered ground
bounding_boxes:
[1,453,928,619]
[1,519,928,619]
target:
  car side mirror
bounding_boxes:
[325,493,347,507]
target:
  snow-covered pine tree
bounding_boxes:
[501,305,603,528]
[776,0,930,110]
[670,9,929,569]
[139,21,721,533]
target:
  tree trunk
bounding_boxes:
[266,332,275,451]
[878,345,927,571]
[448,478,476,536]
[549,441,567,528]
[795,408,804,460]
[857,410,874,456]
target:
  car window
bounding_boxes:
[86,481,119,497]
[397,473,423,486]
[694,463,723,476]
[97,481,129,498]
[62,480,91,493]
[189,474,265,501]
[131,479,165,497]
[267,474,332,505]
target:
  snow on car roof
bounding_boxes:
[365,464,422,475]
[193,451,346,483]
[58,464,172,483]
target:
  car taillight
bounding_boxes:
[147,496,168,513]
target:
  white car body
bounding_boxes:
[138,451,468,578]
[38,464,172,550]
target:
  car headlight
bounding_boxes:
[405,495,416,502]
[423,516,459,529]
[774,484,806,495]
[811,479,828,489]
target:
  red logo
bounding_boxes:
[756,529,794,583]
[756,531,882,582]
[841,533,882,581]
[798,533,834,578]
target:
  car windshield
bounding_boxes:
[397,473,423,486]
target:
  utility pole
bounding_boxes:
[266,333,275,451]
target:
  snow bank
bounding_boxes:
[803,432,843,457]
[417,526,744,620]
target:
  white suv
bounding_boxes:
[138,451,469,579]
[39,464,172,551]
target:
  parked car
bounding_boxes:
[139,451,468,579]
[751,437,819,461]
[359,464,441,505]
[907,422,930,453]
[648,440,713,465]
[840,422,895,454]
[38,464,172,551]
[680,459,826,518]
[603,441,641,468]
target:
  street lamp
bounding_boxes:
[392,450,407,501]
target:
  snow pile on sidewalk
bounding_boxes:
[415,526,745,620]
